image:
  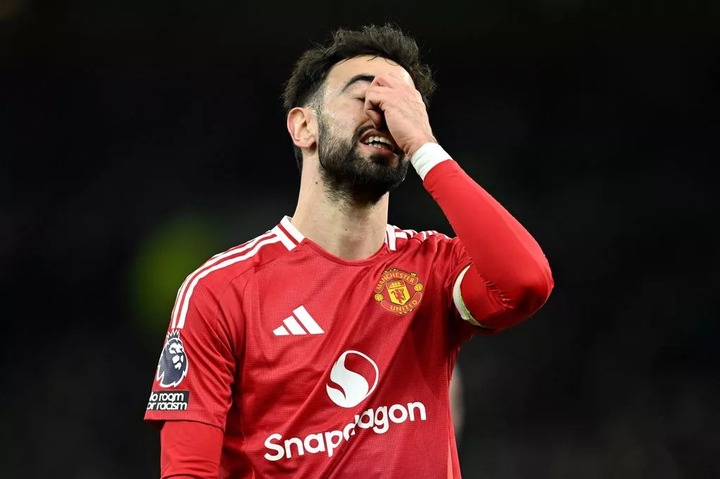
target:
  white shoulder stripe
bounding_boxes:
[174,235,282,329]
[272,225,297,250]
[385,224,397,251]
[170,231,275,328]
[280,216,305,243]
[385,226,452,249]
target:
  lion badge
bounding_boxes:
[156,330,189,388]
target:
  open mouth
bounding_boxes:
[359,131,398,155]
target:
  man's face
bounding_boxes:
[314,56,415,205]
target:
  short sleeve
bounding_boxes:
[144,280,239,430]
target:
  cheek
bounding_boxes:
[327,100,368,127]
[323,117,355,142]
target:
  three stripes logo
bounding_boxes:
[273,306,324,336]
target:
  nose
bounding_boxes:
[365,104,386,130]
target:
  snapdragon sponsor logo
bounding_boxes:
[263,401,427,461]
[326,350,378,408]
[263,347,424,462]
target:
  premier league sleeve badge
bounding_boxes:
[155,330,189,388]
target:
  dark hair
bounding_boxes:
[282,24,437,170]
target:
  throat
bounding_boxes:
[291,201,389,261]
[329,232,385,261]
[322,206,388,260]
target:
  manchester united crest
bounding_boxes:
[373,268,423,314]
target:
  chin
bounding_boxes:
[369,154,393,167]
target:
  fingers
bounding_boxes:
[360,73,434,156]
[365,75,423,111]
[364,76,394,128]
[364,100,384,128]
[370,73,407,88]
[363,83,393,124]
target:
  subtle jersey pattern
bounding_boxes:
[145,216,479,478]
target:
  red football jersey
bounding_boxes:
[145,216,481,478]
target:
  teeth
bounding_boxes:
[365,135,393,148]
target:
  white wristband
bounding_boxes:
[410,143,453,180]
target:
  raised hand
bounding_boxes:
[364,74,437,158]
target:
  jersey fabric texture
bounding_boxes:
[145,216,476,478]
[145,154,555,478]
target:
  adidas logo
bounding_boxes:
[273,306,324,336]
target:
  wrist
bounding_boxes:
[410,143,453,180]
[406,135,437,158]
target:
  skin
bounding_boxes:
[286,55,437,260]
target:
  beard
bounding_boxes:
[317,115,409,206]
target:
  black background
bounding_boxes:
[2,0,718,477]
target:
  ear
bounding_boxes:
[287,107,317,150]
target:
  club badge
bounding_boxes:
[373,268,423,314]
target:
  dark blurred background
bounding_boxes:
[2,0,718,477]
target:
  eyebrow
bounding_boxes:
[341,74,375,92]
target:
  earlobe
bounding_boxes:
[287,107,316,150]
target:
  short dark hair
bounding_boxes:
[282,24,437,170]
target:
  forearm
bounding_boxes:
[413,144,554,321]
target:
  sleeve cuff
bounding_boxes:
[452,265,492,329]
[410,143,453,180]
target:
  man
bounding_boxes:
[145,24,554,478]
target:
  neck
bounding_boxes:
[291,163,389,261]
